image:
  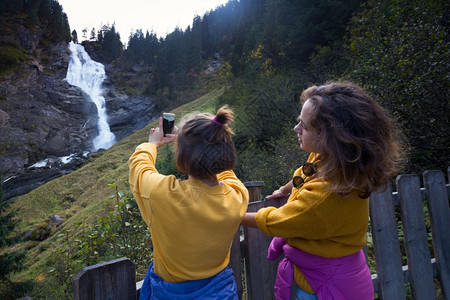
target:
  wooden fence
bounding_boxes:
[73,168,450,299]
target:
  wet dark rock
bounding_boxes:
[27,214,64,241]
[105,90,154,141]
[2,151,89,200]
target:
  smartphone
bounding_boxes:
[162,113,175,136]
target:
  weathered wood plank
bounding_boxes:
[243,181,271,300]
[73,257,136,300]
[245,181,265,203]
[397,175,436,300]
[230,228,244,299]
[244,200,275,300]
[242,195,288,300]
[369,185,405,299]
[424,170,450,299]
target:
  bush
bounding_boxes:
[44,185,153,298]
[0,46,29,75]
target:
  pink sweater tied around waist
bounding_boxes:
[267,237,374,300]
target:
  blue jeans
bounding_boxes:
[140,262,238,299]
[295,285,317,300]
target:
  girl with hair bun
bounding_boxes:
[129,106,248,299]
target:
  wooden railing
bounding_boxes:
[73,168,450,300]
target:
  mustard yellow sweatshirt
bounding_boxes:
[256,154,369,293]
[129,143,249,283]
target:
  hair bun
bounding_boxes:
[214,106,234,126]
[209,106,235,143]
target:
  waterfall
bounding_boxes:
[66,42,115,150]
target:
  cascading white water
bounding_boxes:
[66,42,115,150]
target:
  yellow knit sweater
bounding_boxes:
[255,154,369,293]
[129,143,249,282]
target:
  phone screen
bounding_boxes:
[162,113,175,136]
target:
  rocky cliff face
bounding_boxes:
[1,33,154,199]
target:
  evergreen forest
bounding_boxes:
[89,0,449,177]
[2,0,448,176]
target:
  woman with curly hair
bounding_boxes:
[242,81,405,300]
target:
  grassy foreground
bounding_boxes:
[8,87,225,282]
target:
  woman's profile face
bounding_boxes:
[294,99,320,153]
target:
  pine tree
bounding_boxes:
[71,29,78,43]
[0,183,32,299]
[101,24,123,61]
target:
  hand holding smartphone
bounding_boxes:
[162,113,175,136]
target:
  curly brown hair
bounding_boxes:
[300,81,406,197]
[175,106,236,180]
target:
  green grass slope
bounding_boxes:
[9,87,225,282]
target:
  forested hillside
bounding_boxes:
[3,0,446,179]
[100,0,448,176]
[1,0,448,299]
[0,0,71,73]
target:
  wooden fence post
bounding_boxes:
[244,200,279,300]
[397,174,436,299]
[245,181,265,202]
[73,257,136,300]
[369,185,405,299]
[229,229,244,299]
[242,181,288,300]
[424,170,450,299]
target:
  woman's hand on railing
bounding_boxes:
[265,179,293,200]
[265,189,289,201]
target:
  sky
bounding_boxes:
[57,0,230,43]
